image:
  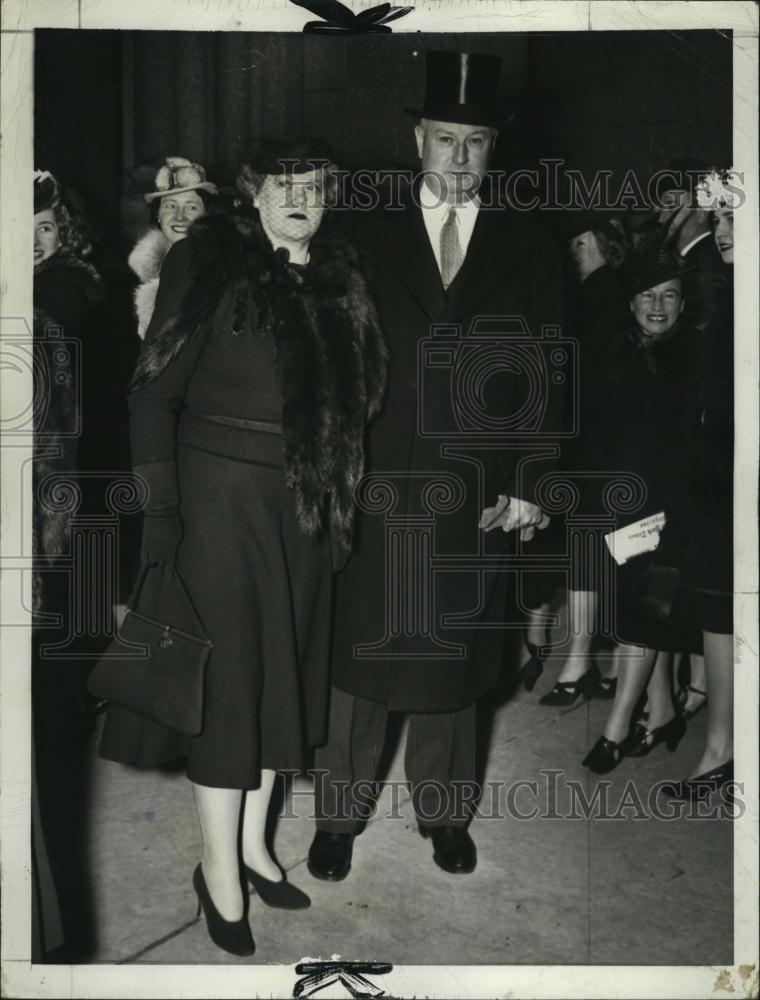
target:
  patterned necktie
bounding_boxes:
[440,206,464,289]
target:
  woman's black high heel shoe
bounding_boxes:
[626,714,687,758]
[244,865,311,910]
[518,641,544,692]
[193,864,255,956]
[661,760,735,801]
[582,734,631,774]
[675,684,708,721]
[539,664,599,706]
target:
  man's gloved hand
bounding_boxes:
[479,494,550,542]
[134,461,182,569]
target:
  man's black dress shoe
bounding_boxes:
[420,825,476,874]
[307,831,354,882]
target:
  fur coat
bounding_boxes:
[128,228,172,339]
[131,211,388,560]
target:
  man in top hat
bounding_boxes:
[308,51,563,879]
[654,158,727,333]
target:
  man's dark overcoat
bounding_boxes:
[332,182,564,711]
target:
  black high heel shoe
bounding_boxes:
[675,684,708,721]
[588,676,617,700]
[626,714,687,758]
[539,664,599,706]
[661,760,735,801]
[193,864,255,957]
[582,734,632,774]
[518,641,544,692]
[244,865,311,910]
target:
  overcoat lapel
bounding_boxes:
[444,207,524,323]
[380,204,447,321]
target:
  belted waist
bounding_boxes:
[185,408,283,435]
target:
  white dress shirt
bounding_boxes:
[419,180,480,275]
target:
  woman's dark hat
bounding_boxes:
[34,169,61,214]
[242,136,336,176]
[625,248,695,298]
[405,51,513,127]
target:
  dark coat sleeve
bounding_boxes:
[128,239,208,467]
[500,221,565,507]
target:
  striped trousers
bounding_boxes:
[313,685,477,833]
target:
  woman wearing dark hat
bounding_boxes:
[99,138,387,955]
[33,168,106,958]
[578,249,703,773]
[660,171,735,798]
[128,157,219,339]
[535,213,631,702]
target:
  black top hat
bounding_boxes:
[405,51,512,127]
[625,248,695,298]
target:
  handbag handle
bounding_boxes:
[128,561,206,635]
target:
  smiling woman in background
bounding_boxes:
[578,250,703,775]
[127,157,218,338]
[99,138,387,956]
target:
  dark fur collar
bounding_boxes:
[34,247,101,286]
[131,211,388,558]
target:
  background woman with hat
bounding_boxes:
[533,212,631,703]
[578,249,703,774]
[127,156,218,339]
[99,138,387,955]
[660,171,735,799]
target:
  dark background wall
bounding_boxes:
[35,29,732,251]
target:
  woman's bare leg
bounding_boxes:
[241,769,281,882]
[603,643,657,743]
[555,589,597,683]
[643,650,675,729]
[192,782,244,920]
[689,631,733,777]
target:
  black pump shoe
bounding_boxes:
[626,714,686,758]
[539,664,599,706]
[661,760,735,801]
[192,864,255,957]
[518,642,544,691]
[582,734,631,774]
[244,865,311,909]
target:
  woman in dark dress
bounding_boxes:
[99,140,387,954]
[32,170,106,960]
[579,251,702,773]
[662,173,735,797]
[535,213,630,701]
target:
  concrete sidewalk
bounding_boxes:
[82,656,733,968]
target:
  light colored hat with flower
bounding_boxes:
[143,156,218,203]
[696,168,742,210]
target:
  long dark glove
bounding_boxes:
[134,460,182,569]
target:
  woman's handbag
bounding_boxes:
[87,564,212,736]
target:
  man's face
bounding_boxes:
[415,119,496,205]
[568,230,605,281]
[630,278,684,339]
[158,190,206,245]
[253,169,326,249]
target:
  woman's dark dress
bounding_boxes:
[584,319,702,650]
[99,240,333,788]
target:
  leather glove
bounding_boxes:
[134,461,182,569]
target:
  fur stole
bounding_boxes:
[34,246,101,289]
[131,212,388,557]
[128,229,172,339]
